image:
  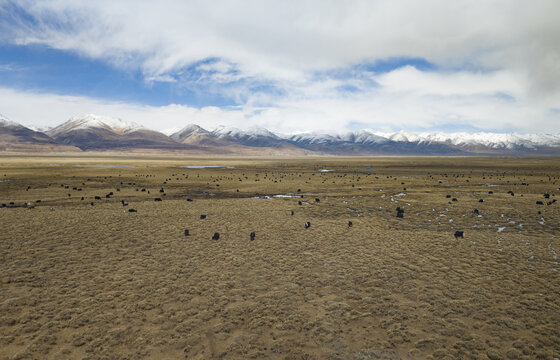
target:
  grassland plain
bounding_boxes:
[0,154,559,360]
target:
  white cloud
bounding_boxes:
[0,63,19,71]
[4,1,559,85]
[145,74,176,83]
[376,66,523,98]
[1,78,558,134]
[0,87,242,131]
[0,0,559,132]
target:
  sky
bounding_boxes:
[0,0,559,134]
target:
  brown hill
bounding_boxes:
[0,117,80,152]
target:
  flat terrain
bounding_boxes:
[1,154,559,360]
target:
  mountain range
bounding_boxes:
[0,114,80,152]
[1,113,560,155]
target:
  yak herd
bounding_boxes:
[2,165,559,244]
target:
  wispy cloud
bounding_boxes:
[145,74,176,83]
[0,62,23,71]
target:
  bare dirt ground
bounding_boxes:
[1,155,559,360]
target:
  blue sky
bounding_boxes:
[0,0,559,133]
[0,43,439,107]
[0,44,243,107]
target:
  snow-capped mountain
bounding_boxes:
[27,125,53,133]
[46,114,193,151]
[288,130,388,146]
[170,124,211,142]
[213,125,279,139]
[376,131,560,153]
[3,112,560,155]
[47,114,145,137]
[170,124,242,148]
[170,124,560,155]
[168,124,309,153]
[285,129,464,155]
[0,113,23,128]
[0,114,80,152]
[171,125,459,154]
[211,125,287,147]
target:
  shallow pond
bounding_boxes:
[70,165,136,168]
[183,165,235,169]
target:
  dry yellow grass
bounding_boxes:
[0,154,559,359]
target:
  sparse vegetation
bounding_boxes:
[0,154,559,359]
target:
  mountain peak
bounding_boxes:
[0,113,23,128]
[49,114,145,136]
[213,125,279,139]
[212,125,241,136]
[374,131,560,151]
[3,113,560,155]
[289,130,388,145]
[170,124,210,141]
[245,125,279,138]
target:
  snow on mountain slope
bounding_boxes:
[176,125,560,153]
[212,125,280,139]
[375,131,560,150]
[48,114,145,136]
[210,125,291,148]
[0,113,23,128]
[0,113,82,152]
[170,124,211,141]
[4,112,560,154]
[289,130,388,145]
[27,125,53,133]
[343,130,389,144]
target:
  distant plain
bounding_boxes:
[1,154,559,359]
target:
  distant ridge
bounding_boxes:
[375,131,560,155]
[170,124,210,142]
[0,113,22,128]
[1,113,560,155]
[48,114,145,137]
[0,114,81,152]
[46,114,201,152]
